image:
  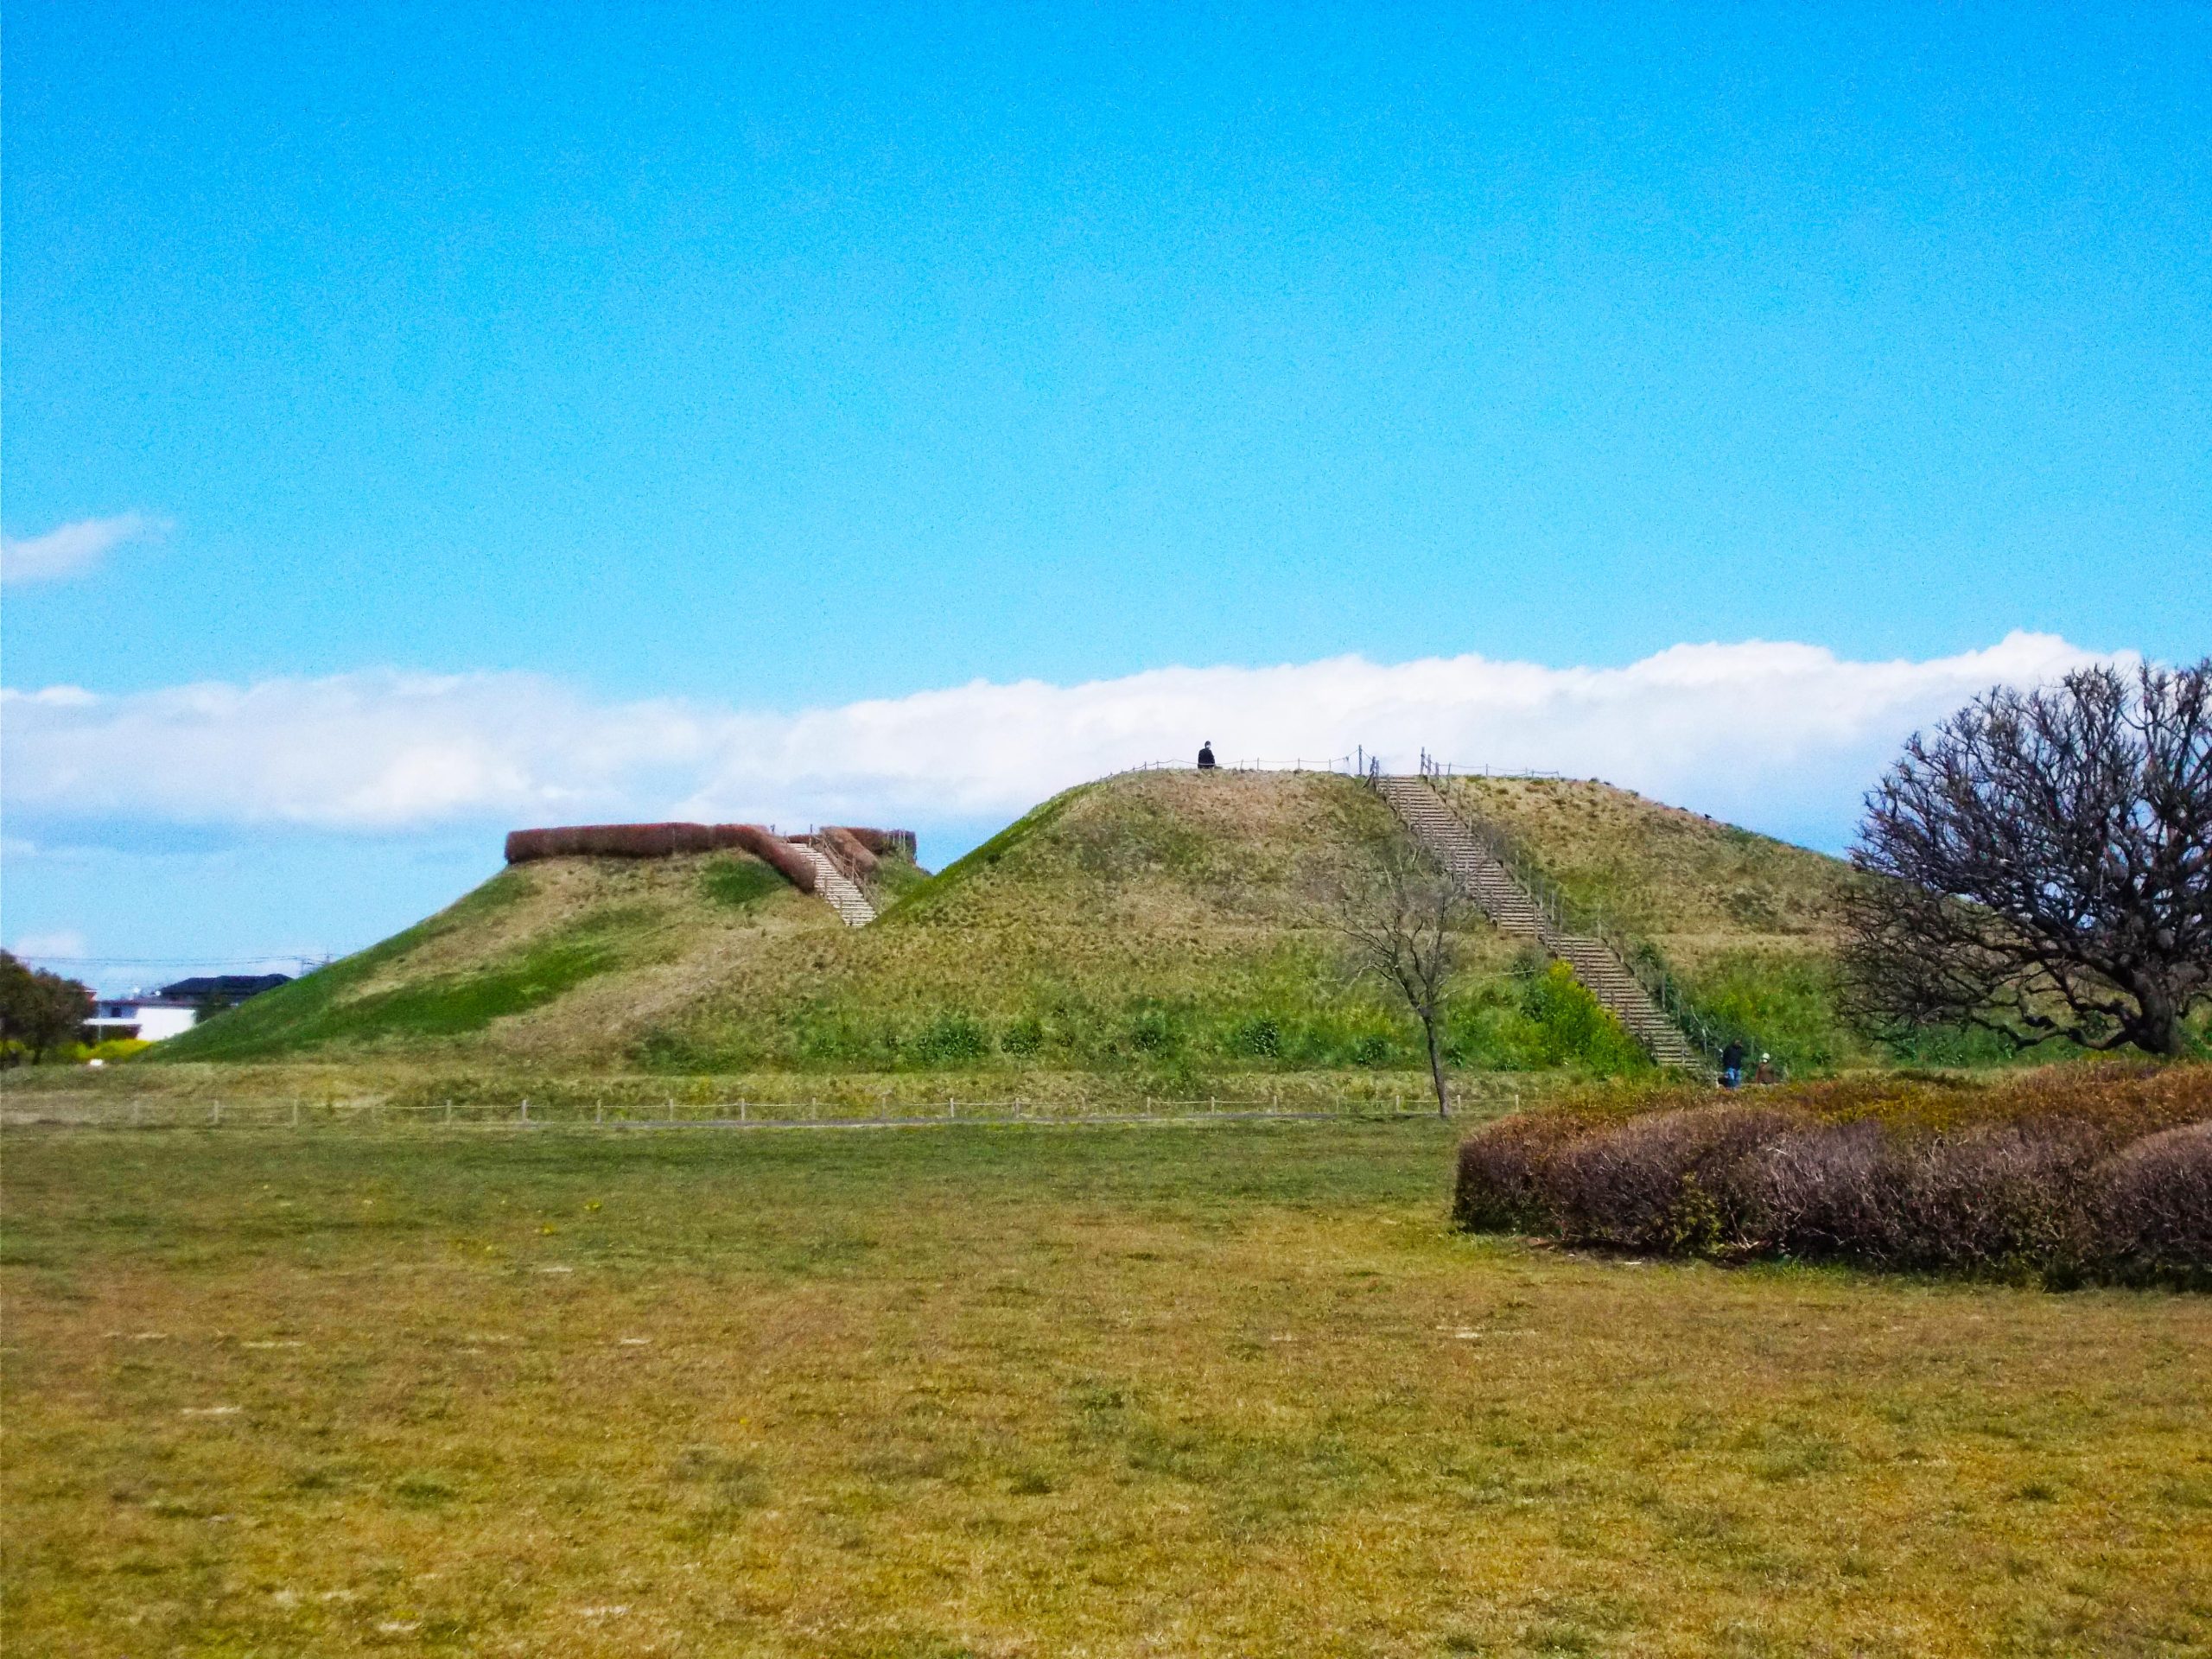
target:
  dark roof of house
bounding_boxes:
[157,973,292,1002]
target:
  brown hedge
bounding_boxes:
[838,826,917,861]
[812,826,879,879]
[503,823,816,893]
[1453,1064,2212,1287]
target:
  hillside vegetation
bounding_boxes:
[153,771,1867,1079]
[1438,775,1864,1071]
[636,769,1553,1076]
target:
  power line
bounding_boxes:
[9,954,332,968]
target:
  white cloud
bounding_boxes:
[0,632,2114,852]
[9,930,87,963]
[0,514,163,584]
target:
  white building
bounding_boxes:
[87,997,202,1043]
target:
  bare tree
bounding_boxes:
[1844,660,2211,1057]
[1329,841,1471,1117]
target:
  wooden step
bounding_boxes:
[796,844,877,926]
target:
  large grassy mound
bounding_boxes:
[161,771,1863,1077]
[638,768,1541,1075]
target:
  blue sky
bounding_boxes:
[3,4,2208,986]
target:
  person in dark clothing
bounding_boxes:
[1197,741,1217,770]
[1719,1040,1746,1089]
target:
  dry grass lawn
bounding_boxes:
[5,1120,2208,1656]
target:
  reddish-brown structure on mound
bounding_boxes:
[502,823,817,893]
[805,826,879,879]
[838,826,918,861]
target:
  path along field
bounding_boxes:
[4,1119,2209,1656]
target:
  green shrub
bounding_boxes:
[792,1012,902,1068]
[914,1013,991,1065]
[999,1015,1045,1057]
[1884,1023,2063,1068]
[1124,1004,1183,1057]
[1524,963,1650,1075]
[1224,1015,1284,1059]
[1347,1033,1392,1067]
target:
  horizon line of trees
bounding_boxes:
[0,951,96,1065]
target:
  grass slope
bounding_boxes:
[1439,776,1863,1070]
[7,1119,2207,1655]
[638,768,1578,1077]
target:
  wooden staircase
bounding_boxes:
[796,843,878,926]
[1373,777,1712,1077]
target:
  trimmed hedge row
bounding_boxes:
[1454,1066,2211,1287]
[839,826,917,861]
[504,823,817,893]
[809,826,880,879]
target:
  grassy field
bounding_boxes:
[6,1116,2208,1656]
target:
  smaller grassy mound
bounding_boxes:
[161,851,834,1064]
[1453,1061,2212,1286]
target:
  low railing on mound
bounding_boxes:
[0,1087,1529,1134]
[1124,754,1364,774]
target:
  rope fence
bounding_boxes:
[0,1089,1503,1134]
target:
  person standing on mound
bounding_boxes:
[1197,741,1217,770]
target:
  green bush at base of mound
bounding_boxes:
[1673,950,1863,1074]
[3,1038,156,1066]
[632,957,1659,1078]
[1453,1061,2212,1287]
